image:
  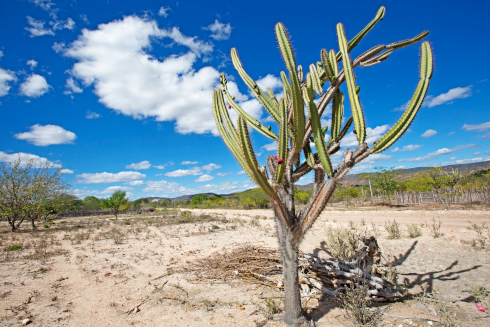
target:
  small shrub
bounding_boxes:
[256,298,281,320]
[43,224,50,229]
[427,218,443,238]
[137,210,142,214]
[407,224,422,238]
[6,244,22,251]
[469,285,489,303]
[340,284,380,325]
[124,222,131,225]
[211,224,219,230]
[384,220,401,239]
[323,226,361,261]
[467,221,488,249]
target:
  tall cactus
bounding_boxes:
[212,7,433,325]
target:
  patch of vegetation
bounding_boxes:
[340,284,380,325]
[407,224,422,238]
[323,225,361,261]
[384,220,402,239]
[5,244,22,251]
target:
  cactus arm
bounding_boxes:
[220,74,278,140]
[280,71,291,105]
[213,90,258,183]
[275,99,289,184]
[297,65,304,82]
[230,49,281,124]
[337,116,354,142]
[335,6,386,62]
[330,90,344,141]
[267,88,279,106]
[360,50,393,67]
[337,23,366,144]
[275,23,305,156]
[387,31,429,50]
[304,74,333,177]
[321,49,335,83]
[309,63,323,96]
[303,142,315,168]
[371,42,433,154]
[237,116,276,197]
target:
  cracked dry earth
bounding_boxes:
[0,208,489,327]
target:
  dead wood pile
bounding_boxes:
[181,237,402,302]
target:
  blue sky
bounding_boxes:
[1,0,489,199]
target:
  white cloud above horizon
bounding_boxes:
[0,150,62,168]
[391,144,422,152]
[195,174,214,182]
[203,19,231,40]
[125,160,151,170]
[20,74,50,97]
[76,171,146,184]
[462,122,490,132]
[398,144,478,162]
[341,125,390,147]
[0,68,16,97]
[165,166,202,177]
[14,124,76,146]
[421,129,437,138]
[425,86,472,108]
[181,161,198,165]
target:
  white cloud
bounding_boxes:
[473,152,481,156]
[449,157,457,160]
[25,16,55,37]
[143,180,195,194]
[99,186,134,194]
[341,125,390,147]
[181,161,198,165]
[64,16,220,135]
[76,171,146,184]
[392,100,410,112]
[126,180,145,186]
[448,131,457,136]
[26,60,38,69]
[85,110,100,119]
[462,122,490,132]
[61,168,74,174]
[0,68,16,97]
[29,0,55,11]
[421,129,437,138]
[80,14,89,24]
[195,174,214,182]
[20,74,50,97]
[153,161,173,169]
[399,144,478,162]
[391,144,422,152]
[52,42,65,53]
[256,74,282,92]
[236,170,246,175]
[0,151,62,168]
[476,132,490,139]
[165,167,202,177]
[65,77,83,94]
[261,141,277,152]
[14,124,76,146]
[441,157,489,166]
[201,163,221,171]
[125,160,151,170]
[158,6,171,17]
[216,172,232,177]
[203,19,231,40]
[425,86,472,108]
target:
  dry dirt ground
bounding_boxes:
[0,207,489,327]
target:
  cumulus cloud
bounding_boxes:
[26,60,38,69]
[14,124,76,146]
[398,144,478,162]
[25,16,55,37]
[441,157,489,166]
[261,141,277,152]
[476,132,490,139]
[195,174,214,182]
[158,6,171,17]
[125,160,151,170]
[165,167,202,177]
[236,170,246,175]
[85,110,100,119]
[203,19,231,40]
[20,74,50,97]
[181,161,198,165]
[153,161,173,169]
[473,152,481,156]
[76,171,146,184]
[0,151,62,168]
[201,163,221,171]
[143,180,195,194]
[64,16,222,135]
[449,157,457,160]
[341,125,390,147]
[99,186,134,194]
[216,172,232,177]
[391,144,422,152]
[256,74,282,92]
[421,129,437,138]
[65,77,83,94]
[425,86,472,108]
[0,68,16,97]
[462,122,490,132]
[126,180,145,186]
[61,169,74,174]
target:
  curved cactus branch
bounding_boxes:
[371,41,433,154]
[337,23,366,144]
[275,99,288,184]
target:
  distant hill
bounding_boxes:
[146,160,490,201]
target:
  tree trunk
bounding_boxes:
[275,215,302,324]
[31,219,37,230]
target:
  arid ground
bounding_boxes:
[0,207,489,327]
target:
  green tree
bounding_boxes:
[360,167,399,204]
[212,7,432,324]
[191,194,209,205]
[0,157,69,231]
[294,189,311,205]
[100,190,128,220]
[133,198,149,208]
[83,196,101,210]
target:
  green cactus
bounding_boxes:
[212,7,433,325]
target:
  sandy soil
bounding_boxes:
[0,208,489,327]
